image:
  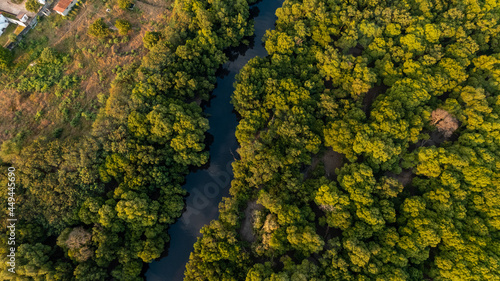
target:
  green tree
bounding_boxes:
[88,18,109,38]
[0,47,12,70]
[117,0,133,10]
[25,0,41,12]
[115,19,131,35]
[16,243,54,278]
[143,31,161,49]
[73,261,109,281]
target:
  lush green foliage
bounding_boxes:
[118,0,133,10]
[88,18,109,38]
[0,0,256,280]
[115,19,131,35]
[8,47,78,93]
[0,47,12,69]
[186,0,500,280]
[142,31,161,49]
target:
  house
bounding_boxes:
[0,13,29,28]
[5,13,30,27]
[16,13,29,24]
[54,0,78,16]
[0,15,9,37]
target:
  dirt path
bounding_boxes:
[52,4,90,47]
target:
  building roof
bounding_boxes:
[54,0,73,13]
[0,14,9,24]
[16,13,25,20]
[0,22,8,29]
[0,15,9,36]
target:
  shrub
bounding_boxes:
[117,0,133,9]
[8,34,17,43]
[34,110,44,121]
[0,47,12,70]
[14,48,70,93]
[88,18,109,38]
[115,19,131,35]
[61,108,70,121]
[25,0,41,12]
[70,113,81,127]
[142,31,161,49]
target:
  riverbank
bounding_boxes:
[145,1,285,280]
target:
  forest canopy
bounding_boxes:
[185,0,500,280]
[0,0,257,280]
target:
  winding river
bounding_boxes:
[145,1,284,280]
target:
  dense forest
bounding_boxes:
[0,0,257,279]
[185,0,500,280]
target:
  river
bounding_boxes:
[145,0,284,280]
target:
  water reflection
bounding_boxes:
[145,1,283,280]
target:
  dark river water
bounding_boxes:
[145,1,284,280]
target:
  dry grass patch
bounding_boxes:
[0,0,172,147]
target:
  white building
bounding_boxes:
[0,15,10,37]
[54,0,78,16]
[17,13,29,24]
[8,13,30,27]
